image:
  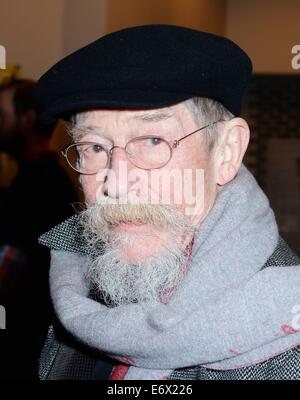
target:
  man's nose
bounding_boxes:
[102,146,133,199]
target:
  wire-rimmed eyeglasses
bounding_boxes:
[61,120,224,175]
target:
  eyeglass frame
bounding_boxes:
[61,120,225,175]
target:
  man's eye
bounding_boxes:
[85,144,105,153]
[144,137,164,146]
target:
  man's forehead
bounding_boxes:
[75,103,190,126]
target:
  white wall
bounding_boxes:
[62,0,107,56]
[0,0,107,80]
[0,0,64,79]
[226,0,300,73]
[1,1,300,78]
[106,0,226,35]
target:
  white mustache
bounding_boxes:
[79,197,194,236]
[78,198,196,306]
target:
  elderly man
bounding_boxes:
[36,25,300,380]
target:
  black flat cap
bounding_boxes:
[37,24,252,123]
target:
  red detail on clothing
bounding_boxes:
[114,356,134,365]
[108,239,196,379]
[109,364,130,380]
[229,348,241,356]
[281,324,297,335]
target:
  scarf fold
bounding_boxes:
[49,165,300,379]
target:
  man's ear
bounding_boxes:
[216,118,250,186]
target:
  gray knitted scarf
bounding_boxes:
[50,165,300,380]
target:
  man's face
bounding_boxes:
[77,102,219,262]
[72,101,250,306]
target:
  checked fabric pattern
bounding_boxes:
[38,215,300,380]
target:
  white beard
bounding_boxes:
[79,198,195,306]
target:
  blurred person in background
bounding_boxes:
[0,79,78,379]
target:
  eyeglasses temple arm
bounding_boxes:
[173,120,226,148]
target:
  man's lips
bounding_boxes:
[111,222,148,233]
